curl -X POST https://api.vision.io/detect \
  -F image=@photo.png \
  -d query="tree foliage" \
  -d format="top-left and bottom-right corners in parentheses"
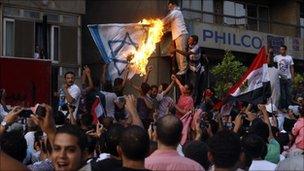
top-left (211, 51), bottom-right (247, 98)
top-left (293, 73), bottom-right (304, 89)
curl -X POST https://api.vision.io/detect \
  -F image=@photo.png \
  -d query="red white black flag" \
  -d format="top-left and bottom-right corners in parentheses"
top-left (228, 47), bottom-right (271, 105)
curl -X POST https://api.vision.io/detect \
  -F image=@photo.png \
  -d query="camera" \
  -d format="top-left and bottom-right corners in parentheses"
top-left (35, 105), bottom-right (46, 117)
top-left (19, 104), bottom-right (46, 118)
top-left (19, 109), bottom-right (32, 118)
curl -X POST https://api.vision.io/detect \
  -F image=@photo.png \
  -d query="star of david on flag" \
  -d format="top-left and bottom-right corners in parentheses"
top-left (88, 23), bottom-right (148, 80)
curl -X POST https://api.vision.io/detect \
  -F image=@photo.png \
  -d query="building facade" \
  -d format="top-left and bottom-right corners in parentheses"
top-left (0, 0), bottom-right (85, 92)
top-left (181, 0), bottom-right (304, 70)
top-left (83, 0), bottom-right (303, 92)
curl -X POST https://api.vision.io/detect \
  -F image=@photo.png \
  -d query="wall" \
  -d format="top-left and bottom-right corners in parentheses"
top-left (270, 0), bottom-right (300, 37)
top-left (4, 0), bottom-right (85, 14)
top-left (0, 3), bottom-right (2, 56)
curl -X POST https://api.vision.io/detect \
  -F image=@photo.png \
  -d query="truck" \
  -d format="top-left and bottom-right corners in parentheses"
top-left (0, 57), bottom-right (52, 107)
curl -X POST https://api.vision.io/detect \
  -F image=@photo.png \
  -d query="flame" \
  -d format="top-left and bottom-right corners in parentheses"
top-left (130, 19), bottom-right (164, 75)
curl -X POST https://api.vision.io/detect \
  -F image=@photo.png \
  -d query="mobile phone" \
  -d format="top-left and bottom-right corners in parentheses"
top-left (19, 109), bottom-right (33, 118)
top-left (117, 96), bottom-right (126, 103)
top-left (35, 105), bottom-right (46, 117)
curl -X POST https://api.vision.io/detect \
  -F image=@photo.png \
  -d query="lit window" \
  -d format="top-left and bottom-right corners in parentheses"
top-left (3, 18), bottom-right (15, 56)
top-left (223, 1), bottom-right (246, 25)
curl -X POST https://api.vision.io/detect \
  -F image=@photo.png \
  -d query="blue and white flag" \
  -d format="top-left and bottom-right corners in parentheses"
top-left (88, 23), bottom-right (148, 80)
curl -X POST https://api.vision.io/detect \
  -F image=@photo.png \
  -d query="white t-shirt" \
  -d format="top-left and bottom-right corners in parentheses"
top-left (162, 7), bottom-right (188, 40)
top-left (66, 84), bottom-right (81, 106)
top-left (100, 91), bottom-right (117, 119)
top-left (189, 44), bottom-right (201, 72)
top-left (249, 160), bottom-right (277, 171)
top-left (66, 84), bottom-right (81, 117)
top-left (273, 55), bottom-right (294, 79)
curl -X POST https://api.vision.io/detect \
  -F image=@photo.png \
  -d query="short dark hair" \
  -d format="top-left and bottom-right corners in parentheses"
top-left (184, 140), bottom-right (210, 170)
top-left (141, 82), bottom-right (151, 95)
top-left (156, 115), bottom-right (183, 146)
top-left (242, 134), bottom-right (267, 159)
top-left (54, 111), bottom-right (66, 125)
top-left (103, 81), bottom-right (113, 92)
top-left (114, 78), bottom-right (124, 87)
top-left (280, 45), bottom-right (287, 50)
top-left (160, 83), bottom-right (169, 91)
top-left (276, 132), bottom-right (290, 153)
top-left (64, 71), bottom-right (75, 78)
top-left (85, 135), bottom-right (97, 154)
top-left (80, 114), bottom-right (93, 128)
top-left (168, 0), bottom-right (178, 6)
top-left (56, 124), bottom-right (87, 152)
top-left (185, 83), bottom-right (194, 94)
top-left (151, 85), bottom-right (158, 90)
top-left (0, 130), bottom-right (27, 162)
top-left (207, 130), bottom-right (241, 169)
top-left (119, 125), bottom-right (149, 160)
top-left (105, 123), bottom-right (124, 156)
top-left (248, 118), bottom-right (269, 143)
top-left (34, 130), bottom-right (52, 154)
top-left (191, 35), bottom-right (199, 43)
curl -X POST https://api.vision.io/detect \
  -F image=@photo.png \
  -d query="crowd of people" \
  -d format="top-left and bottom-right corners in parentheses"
top-left (0, 0), bottom-right (304, 171)
top-left (0, 54), bottom-right (303, 171)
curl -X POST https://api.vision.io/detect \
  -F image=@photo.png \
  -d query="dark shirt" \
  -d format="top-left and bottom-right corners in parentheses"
top-left (91, 158), bottom-right (122, 171)
top-left (113, 167), bottom-right (150, 171)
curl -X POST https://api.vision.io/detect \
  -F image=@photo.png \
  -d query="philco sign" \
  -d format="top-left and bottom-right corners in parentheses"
top-left (202, 29), bottom-right (263, 50)
top-left (192, 22), bottom-right (304, 60)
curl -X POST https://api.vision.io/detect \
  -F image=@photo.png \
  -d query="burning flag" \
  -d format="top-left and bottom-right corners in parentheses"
top-left (88, 19), bottom-right (164, 80)
top-left (227, 47), bottom-right (271, 105)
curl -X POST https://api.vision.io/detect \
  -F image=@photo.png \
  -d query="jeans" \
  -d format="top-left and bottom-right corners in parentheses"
top-left (186, 70), bottom-right (200, 103)
top-left (279, 78), bottom-right (292, 109)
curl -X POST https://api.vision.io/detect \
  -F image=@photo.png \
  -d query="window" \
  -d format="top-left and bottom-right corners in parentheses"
top-left (247, 4), bottom-right (257, 30)
top-left (301, 2), bottom-right (304, 38)
top-left (3, 18), bottom-right (15, 56)
top-left (258, 6), bottom-right (269, 32)
top-left (51, 26), bottom-right (59, 62)
top-left (23, 10), bottom-right (41, 20)
top-left (4, 7), bottom-right (20, 17)
top-left (301, 18), bottom-right (304, 38)
top-left (223, 1), bottom-right (246, 25)
top-left (202, 0), bottom-right (214, 23)
top-left (246, 5), bottom-right (269, 32)
top-left (35, 23), bottom-right (50, 59)
top-left (62, 15), bottom-right (78, 26)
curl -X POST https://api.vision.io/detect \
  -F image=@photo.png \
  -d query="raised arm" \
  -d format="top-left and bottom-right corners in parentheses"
top-left (171, 75), bottom-right (184, 92)
top-left (0, 106), bottom-right (23, 136)
top-left (31, 104), bottom-right (56, 147)
top-left (175, 49), bottom-right (194, 57)
top-left (258, 104), bottom-right (274, 139)
top-left (143, 65), bottom-right (153, 83)
top-left (83, 66), bottom-right (94, 92)
top-left (162, 80), bottom-right (175, 96)
top-left (125, 95), bottom-right (144, 128)
top-left (130, 83), bottom-right (142, 94)
top-left (122, 67), bottom-right (130, 88)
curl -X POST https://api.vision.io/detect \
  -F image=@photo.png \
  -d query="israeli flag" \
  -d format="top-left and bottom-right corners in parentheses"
top-left (88, 23), bottom-right (148, 80)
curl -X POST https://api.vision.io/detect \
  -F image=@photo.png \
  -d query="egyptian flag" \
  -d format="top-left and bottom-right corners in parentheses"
top-left (228, 47), bottom-right (271, 105)
top-left (91, 96), bottom-right (105, 124)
